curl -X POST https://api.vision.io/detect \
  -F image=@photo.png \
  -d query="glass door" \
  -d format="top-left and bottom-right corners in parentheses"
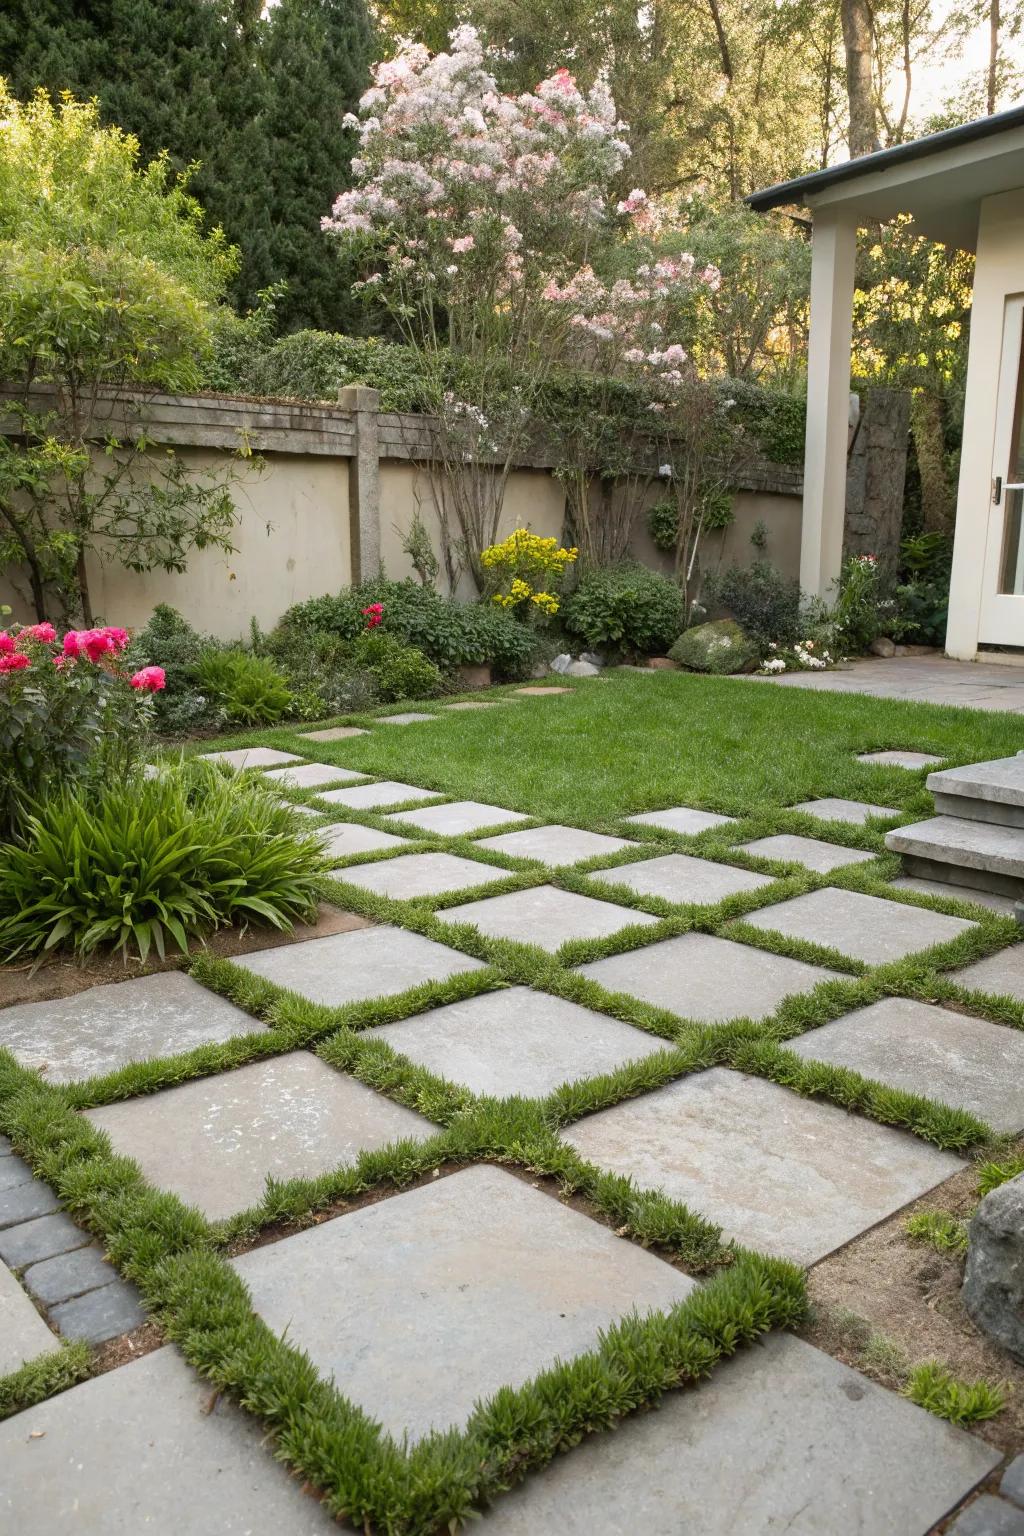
top-left (981, 296), bottom-right (1024, 645)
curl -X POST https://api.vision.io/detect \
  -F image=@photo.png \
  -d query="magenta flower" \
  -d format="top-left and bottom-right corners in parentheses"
top-left (129, 665), bottom-right (166, 692)
top-left (0, 652), bottom-right (30, 673)
top-left (16, 622), bottom-right (57, 647)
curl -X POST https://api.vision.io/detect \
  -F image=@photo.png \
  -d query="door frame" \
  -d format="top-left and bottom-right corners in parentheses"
top-left (980, 293), bottom-right (1024, 645)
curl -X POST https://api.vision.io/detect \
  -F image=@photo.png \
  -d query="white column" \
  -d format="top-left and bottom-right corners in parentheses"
top-left (800, 210), bottom-right (857, 600)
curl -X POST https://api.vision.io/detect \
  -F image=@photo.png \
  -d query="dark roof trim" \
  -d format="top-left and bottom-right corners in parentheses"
top-left (746, 104), bottom-right (1024, 212)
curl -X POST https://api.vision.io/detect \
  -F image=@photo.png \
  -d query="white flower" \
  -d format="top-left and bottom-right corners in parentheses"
top-left (658, 463), bottom-right (672, 478)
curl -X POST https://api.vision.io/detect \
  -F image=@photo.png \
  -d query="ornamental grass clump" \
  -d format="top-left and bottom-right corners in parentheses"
top-left (0, 759), bottom-right (326, 964)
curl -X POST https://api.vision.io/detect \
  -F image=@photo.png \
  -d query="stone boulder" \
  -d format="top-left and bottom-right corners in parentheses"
top-left (667, 619), bottom-right (758, 676)
top-left (963, 1172), bottom-right (1024, 1363)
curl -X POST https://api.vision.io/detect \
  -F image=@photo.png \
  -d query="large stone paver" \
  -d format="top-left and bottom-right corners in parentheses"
top-left (593, 852), bottom-right (773, 905)
top-left (317, 822), bottom-right (412, 861)
top-left (950, 945), bottom-right (1024, 1000)
top-left (262, 762), bottom-right (365, 790)
top-left (476, 825), bottom-right (636, 866)
top-left (737, 833), bottom-right (875, 874)
top-left (301, 725), bottom-right (367, 741)
top-left (232, 1164), bottom-right (693, 1441)
top-left (85, 1052), bottom-right (433, 1221)
top-left (0, 1260), bottom-right (58, 1374)
top-left (316, 780), bottom-right (443, 811)
top-left (0, 1345), bottom-right (337, 1532)
top-left (790, 998), bottom-right (1024, 1132)
top-left (563, 1068), bottom-right (962, 1265)
top-left (336, 851), bottom-right (508, 900)
top-left (480, 1330), bottom-right (1000, 1535)
top-left (378, 711), bottom-right (437, 724)
top-left (364, 987), bottom-right (665, 1097)
top-left (856, 749), bottom-right (945, 768)
top-left (791, 796), bottom-right (900, 824)
top-left (387, 800), bottom-right (530, 837)
top-left (890, 876), bottom-right (1019, 915)
top-left (576, 933), bottom-right (839, 1022)
top-left (0, 972), bottom-right (260, 1084)
top-left (234, 925), bottom-right (485, 1005)
top-left (199, 747), bottom-right (302, 771)
top-left (443, 885), bottom-right (658, 951)
top-left (623, 806), bottom-right (736, 835)
top-left (744, 887), bottom-right (978, 965)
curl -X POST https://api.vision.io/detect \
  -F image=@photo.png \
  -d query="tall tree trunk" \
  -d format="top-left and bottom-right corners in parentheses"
top-left (988, 0), bottom-right (1000, 114)
top-left (911, 389), bottom-right (956, 536)
top-left (75, 546), bottom-right (94, 626)
top-left (0, 505), bottom-right (48, 622)
top-left (841, 0), bottom-right (880, 156)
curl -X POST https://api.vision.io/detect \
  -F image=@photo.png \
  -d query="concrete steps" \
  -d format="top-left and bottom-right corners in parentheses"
top-left (884, 755), bottom-right (1024, 904)
top-left (927, 755), bottom-right (1024, 828)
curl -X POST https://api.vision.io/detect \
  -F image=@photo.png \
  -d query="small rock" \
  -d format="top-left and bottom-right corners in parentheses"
top-left (647, 657), bottom-right (681, 670)
top-left (579, 652), bottom-right (604, 668)
top-left (869, 635), bottom-right (897, 658)
top-left (963, 1172), bottom-right (1024, 1363)
top-left (565, 660), bottom-right (600, 677)
top-left (549, 654), bottom-right (572, 675)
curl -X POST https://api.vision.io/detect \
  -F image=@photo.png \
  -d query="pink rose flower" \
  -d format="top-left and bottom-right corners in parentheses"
top-left (0, 632), bottom-right (14, 655)
top-left (0, 652), bottom-right (30, 672)
top-left (16, 622), bottom-right (57, 647)
top-left (129, 665), bottom-right (166, 692)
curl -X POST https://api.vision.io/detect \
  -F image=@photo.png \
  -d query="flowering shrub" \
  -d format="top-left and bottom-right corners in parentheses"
top-left (480, 529), bottom-right (577, 619)
top-left (362, 603), bottom-right (384, 629)
top-left (832, 553), bottom-right (882, 653)
top-left (758, 637), bottom-right (835, 675)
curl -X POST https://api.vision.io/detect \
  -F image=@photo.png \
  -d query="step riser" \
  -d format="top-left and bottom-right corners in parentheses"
top-left (900, 854), bottom-right (1024, 901)
top-left (932, 793), bottom-right (1024, 828)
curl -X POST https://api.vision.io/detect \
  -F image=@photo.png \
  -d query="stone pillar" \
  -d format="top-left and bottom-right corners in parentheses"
top-left (801, 211), bottom-right (858, 599)
top-left (339, 384), bottom-right (381, 581)
top-left (843, 387), bottom-right (912, 587)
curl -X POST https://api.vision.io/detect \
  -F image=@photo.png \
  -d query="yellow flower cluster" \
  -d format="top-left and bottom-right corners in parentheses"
top-left (481, 528), bottom-right (577, 620)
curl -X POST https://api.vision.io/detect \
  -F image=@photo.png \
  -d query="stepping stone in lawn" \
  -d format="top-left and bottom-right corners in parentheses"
top-left (443, 700), bottom-right (500, 710)
top-left (476, 824), bottom-right (637, 866)
top-left (234, 925), bottom-right (485, 1006)
top-left (737, 833), bottom-right (875, 874)
top-left (514, 686), bottom-right (570, 695)
top-left (790, 796), bottom-right (900, 824)
top-left (576, 933), bottom-right (839, 1023)
top-left (387, 799), bottom-right (529, 837)
top-left (336, 851), bottom-right (509, 900)
top-left (198, 747), bottom-right (302, 771)
top-left (480, 1330), bottom-right (1000, 1536)
top-left (364, 987), bottom-right (666, 1097)
top-left (231, 1163), bottom-right (693, 1442)
top-left (262, 762), bottom-right (365, 790)
top-left (85, 1053), bottom-right (433, 1221)
top-left (591, 852), bottom-right (773, 905)
top-left (316, 780), bottom-right (443, 811)
top-left (856, 749), bottom-right (945, 768)
top-left (0, 1346), bottom-right (338, 1533)
top-left (0, 973), bottom-right (261, 1084)
top-left (890, 876), bottom-right (1019, 915)
top-left (443, 885), bottom-right (658, 951)
top-left (623, 806), bottom-right (736, 835)
top-left (563, 1068), bottom-right (962, 1265)
top-left (0, 1260), bottom-right (58, 1375)
top-left (317, 823), bottom-right (411, 861)
top-left (743, 887), bottom-right (977, 966)
top-left (378, 711), bottom-right (437, 724)
top-left (949, 944), bottom-right (1024, 1001)
top-left (789, 997), bottom-right (1024, 1133)
top-left (300, 725), bottom-right (368, 741)
top-left (279, 800), bottom-right (324, 818)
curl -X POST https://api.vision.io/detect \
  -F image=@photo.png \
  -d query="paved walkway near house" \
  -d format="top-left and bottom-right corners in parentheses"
top-left (751, 654), bottom-right (1024, 712)
top-left (2, 725), bottom-right (1023, 1532)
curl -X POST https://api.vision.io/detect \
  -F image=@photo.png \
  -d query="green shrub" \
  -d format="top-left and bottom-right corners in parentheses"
top-left (832, 554), bottom-right (883, 654)
top-left (724, 379), bottom-right (807, 466)
top-left (133, 605), bottom-right (224, 734)
top-left (561, 564), bottom-right (685, 655)
top-left (352, 630), bottom-right (443, 702)
top-left (904, 1361), bottom-right (1006, 1426)
top-left (669, 618), bottom-right (759, 674)
top-left (260, 625), bottom-right (379, 719)
top-left (701, 559), bottom-right (802, 652)
top-left (0, 760), bottom-right (325, 963)
top-left (194, 648), bottom-right (293, 725)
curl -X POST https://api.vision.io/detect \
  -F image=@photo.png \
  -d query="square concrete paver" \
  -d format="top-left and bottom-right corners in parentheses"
top-left (317, 823), bottom-right (412, 861)
top-left (378, 711), bottom-right (437, 724)
top-left (199, 747), bottom-right (302, 771)
top-left (514, 686), bottom-right (570, 695)
top-left (789, 998), bottom-right (1024, 1133)
top-left (576, 933), bottom-right (839, 1023)
top-left (476, 825), bottom-right (637, 866)
top-left (0, 972), bottom-right (261, 1083)
top-left (85, 1053), bottom-right (433, 1221)
top-left (337, 851), bottom-right (508, 900)
top-left (387, 799), bottom-right (530, 837)
top-left (232, 1164), bottom-right (693, 1441)
top-left (300, 725), bottom-right (368, 741)
top-left (0, 1260), bottom-right (58, 1374)
top-left (593, 852), bottom-right (773, 905)
top-left (737, 833), bottom-right (875, 874)
top-left (443, 700), bottom-right (500, 710)
top-left (262, 762), bottom-right (365, 790)
top-left (791, 796), bottom-right (900, 824)
top-left (316, 780), bottom-right (443, 811)
top-left (0, 1345), bottom-right (337, 1533)
top-left (364, 987), bottom-right (666, 1097)
top-left (480, 1330), bottom-right (1000, 1536)
top-left (950, 945), bottom-right (1024, 1000)
top-left (623, 806), bottom-right (737, 835)
top-left (443, 885), bottom-right (658, 951)
top-left (856, 750), bottom-right (945, 768)
top-left (744, 887), bottom-right (977, 965)
top-left (233, 925), bottom-right (485, 1006)
top-left (890, 877), bottom-right (1018, 915)
top-left (563, 1068), bottom-right (962, 1265)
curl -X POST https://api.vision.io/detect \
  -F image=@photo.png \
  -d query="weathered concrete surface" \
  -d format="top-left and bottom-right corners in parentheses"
top-left (50, 1281), bottom-right (147, 1344)
top-left (199, 747), bottom-right (302, 770)
top-left (378, 712), bottom-right (437, 724)
top-left (300, 725), bottom-right (367, 741)
top-left (476, 825), bottom-right (637, 866)
top-left (234, 925), bottom-right (485, 1005)
top-left (480, 1331), bottom-right (1000, 1536)
top-left (856, 750), bottom-right (944, 768)
top-left (744, 887), bottom-right (976, 965)
top-left (232, 1164), bottom-right (693, 1441)
top-left (737, 833), bottom-right (875, 874)
top-left (890, 876), bottom-right (1018, 915)
top-left (0, 1345), bottom-right (338, 1531)
top-left (929, 755), bottom-right (1024, 812)
top-left (443, 885), bottom-right (657, 951)
top-left (0, 1213), bottom-right (92, 1268)
top-left (963, 1172), bottom-right (1024, 1364)
top-left (790, 998), bottom-right (1024, 1133)
top-left (0, 1260), bottom-right (58, 1374)
top-left (791, 797), bottom-right (900, 825)
top-left (593, 852), bottom-right (772, 904)
top-left (336, 851), bottom-right (507, 899)
top-left (0, 1156), bottom-right (33, 1192)
top-left (0, 1181), bottom-right (59, 1228)
top-left (364, 987), bottom-right (664, 1097)
top-left (563, 1068), bottom-right (962, 1265)
top-left (948, 1495), bottom-right (1024, 1535)
top-left (262, 762), bottom-right (365, 789)
top-left (623, 807), bottom-right (736, 835)
top-left (951, 946), bottom-right (1024, 1000)
top-left (23, 1244), bottom-right (119, 1306)
top-left (85, 1052), bottom-right (433, 1221)
top-left (0, 972), bottom-right (260, 1084)
top-left (886, 816), bottom-right (1024, 884)
top-left (317, 822), bottom-right (411, 861)
top-left (387, 800), bottom-right (530, 837)
top-left (317, 780), bottom-right (443, 810)
top-left (576, 933), bottom-right (838, 1023)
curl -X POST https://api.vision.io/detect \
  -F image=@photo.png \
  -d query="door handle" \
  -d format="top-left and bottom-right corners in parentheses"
top-left (993, 475), bottom-right (1003, 504)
